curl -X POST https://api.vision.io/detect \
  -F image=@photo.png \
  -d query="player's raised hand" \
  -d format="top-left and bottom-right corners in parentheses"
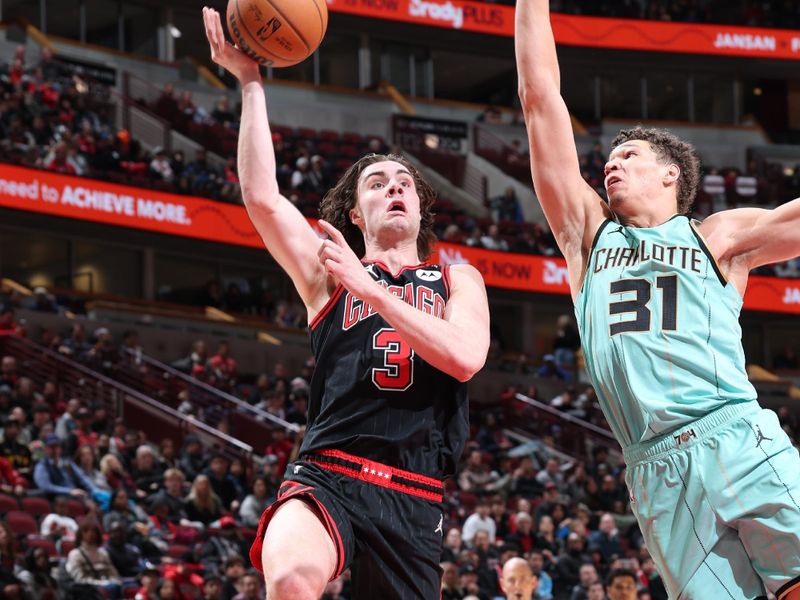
top-left (202, 7), bottom-right (260, 83)
top-left (317, 220), bottom-right (378, 300)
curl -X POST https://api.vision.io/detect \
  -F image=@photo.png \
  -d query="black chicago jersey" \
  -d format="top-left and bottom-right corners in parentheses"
top-left (302, 260), bottom-right (469, 478)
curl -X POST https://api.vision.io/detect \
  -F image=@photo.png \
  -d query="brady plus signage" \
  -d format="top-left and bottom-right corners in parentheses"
top-left (1, 164), bottom-right (798, 314)
top-left (325, 1), bottom-right (800, 61)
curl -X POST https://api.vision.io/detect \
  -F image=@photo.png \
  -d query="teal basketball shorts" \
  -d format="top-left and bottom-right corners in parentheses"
top-left (623, 401), bottom-right (800, 600)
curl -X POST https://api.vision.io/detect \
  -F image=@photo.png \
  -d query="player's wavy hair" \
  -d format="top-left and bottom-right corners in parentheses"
top-left (319, 153), bottom-right (437, 260)
top-left (610, 127), bottom-right (701, 215)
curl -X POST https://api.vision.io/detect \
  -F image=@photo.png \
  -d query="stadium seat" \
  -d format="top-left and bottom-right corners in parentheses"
top-left (65, 498), bottom-right (87, 518)
top-left (25, 536), bottom-right (58, 557)
top-left (167, 544), bottom-right (189, 559)
top-left (0, 494), bottom-right (19, 515)
top-left (60, 539), bottom-right (76, 556)
top-left (21, 496), bottom-right (53, 520)
top-left (319, 129), bottom-right (340, 142)
top-left (6, 510), bottom-right (38, 536)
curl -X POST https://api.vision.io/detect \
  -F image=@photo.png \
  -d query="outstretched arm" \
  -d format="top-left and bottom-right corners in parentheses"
top-left (202, 8), bottom-right (329, 315)
top-left (515, 0), bottom-right (608, 295)
top-left (317, 221), bottom-right (490, 382)
top-left (701, 199), bottom-right (800, 288)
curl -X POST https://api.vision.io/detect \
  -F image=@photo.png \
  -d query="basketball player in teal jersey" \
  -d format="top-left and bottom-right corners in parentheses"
top-left (515, 2), bottom-right (800, 599)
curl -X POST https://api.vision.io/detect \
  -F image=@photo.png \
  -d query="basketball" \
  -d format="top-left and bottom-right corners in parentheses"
top-left (226, 0), bottom-right (328, 68)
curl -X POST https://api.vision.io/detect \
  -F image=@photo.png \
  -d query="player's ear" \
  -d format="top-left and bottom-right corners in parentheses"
top-left (349, 207), bottom-right (362, 227)
top-left (664, 163), bottom-right (680, 186)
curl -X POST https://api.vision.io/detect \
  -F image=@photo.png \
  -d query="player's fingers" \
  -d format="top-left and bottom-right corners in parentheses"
top-left (213, 9), bottom-right (228, 51)
top-left (317, 220), bottom-right (345, 246)
top-left (203, 9), bottom-right (221, 57)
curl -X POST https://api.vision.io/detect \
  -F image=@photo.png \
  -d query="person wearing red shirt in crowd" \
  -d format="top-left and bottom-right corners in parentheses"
top-left (263, 425), bottom-right (294, 476)
top-left (207, 341), bottom-right (237, 385)
top-left (44, 142), bottom-right (78, 175)
top-left (0, 308), bottom-right (21, 338)
top-left (0, 456), bottom-right (26, 496)
top-left (134, 567), bottom-right (161, 600)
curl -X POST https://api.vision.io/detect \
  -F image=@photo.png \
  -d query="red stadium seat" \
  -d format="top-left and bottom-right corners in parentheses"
top-left (65, 499), bottom-right (87, 519)
top-left (342, 131), bottom-right (363, 144)
top-left (167, 544), bottom-right (189, 559)
top-left (25, 536), bottom-right (58, 557)
top-left (6, 510), bottom-right (38, 536)
top-left (60, 539), bottom-right (76, 556)
top-left (21, 496), bottom-right (52, 520)
top-left (0, 494), bottom-right (19, 515)
top-left (319, 129), bottom-right (340, 142)
top-left (296, 127), bottom-right (318, 141)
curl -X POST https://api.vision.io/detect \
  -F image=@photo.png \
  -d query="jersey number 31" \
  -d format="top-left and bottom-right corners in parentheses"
top-left (609, 275), bottom-right (678, 336)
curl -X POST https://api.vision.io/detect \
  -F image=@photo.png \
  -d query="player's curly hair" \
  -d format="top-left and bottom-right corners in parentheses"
top-left (319, 153), bottom-right (438, 260)
top-left (610, 127), bottom-right (701, 215)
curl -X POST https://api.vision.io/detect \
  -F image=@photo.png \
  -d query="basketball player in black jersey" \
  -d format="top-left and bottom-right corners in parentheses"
top-left (202, 8), bottom-right (490, 599)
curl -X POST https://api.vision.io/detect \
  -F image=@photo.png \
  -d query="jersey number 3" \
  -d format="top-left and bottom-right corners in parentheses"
top-left (609, 275), bottom-right (678, 336)
top-left (372, 328), bottom-right (415, 391)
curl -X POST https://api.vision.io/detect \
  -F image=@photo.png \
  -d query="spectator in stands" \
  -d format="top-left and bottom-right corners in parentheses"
top-left (511, 456), bottom-right (543, 498)
top-left (308, 155), bottom-right (331, 194)
top-left (204, 453), bottom-right (239, 511)
top-left (221, 555), bottom-right (246, 600)
top-left (83, 327), bottom-right (117, 373)
top-left (179, 434), bottom-right (206, 481)
top-left (60, 323), bottom-right (90, 358)
top-left (133, 566), bottom-right (160, 600)
top-left (105, 519), bottom-right (145, 578)
top-left (639, 556), bottom-right (667, 600)
top-left (201, 514), bottom-right (248, 572)
top-left (133, 445), bottom-right (164, 497)
top-left (556, 532), bottom-right (591, 595)
top-left (207, 341), bottom-right (237, 389)
top-left (571, 564), bottom-right (600, 600)
top-left (553, 315), bottom-right (580, 372)
top-left (586, 581), bottom-right (605, 600)
top-left (490, 187), bottom-right (523, 223)
top-left (99, 452), bottom-right (137, 496)
top-left (0, 454), bottom-right (25, 496)
top-left (528, 551), bottom-right (553, 600)
top-left (537, 355), bottom-right (572, 381)
top-left (199, 574), bottom-right (223, 600)
top-left (104, 489), bottom-right (165, 560)
top-left (0, 417), bottom-right (32, 480)
top-left (34, 433), bottom-right (98, 499)
top-left (0, 356), bottom-right (17, 388)
top-left (481, 224), bottom-right (510, 251)
top-left (43, 142), bottom-right (78, 175)
top-left (462, 497), bottom-right (496, 545)
top-left (440, 561), bottom-right (463, 600)
top-left (149, 148), bottom-right (174, 183)
top-left (605, 569), bottom-right (637, 600)
top-left (263, 425), bottom-right (293, 475)
top-left (0, 520), bottom-right (24, 598)
top-left (64, 407), bottom-right (99, 456)
top-left (66, 520), bottom-right (122, 595)
top-left (148, 468), bottom-right (189, 525)
top-left (534, 515), bottom-right (559, 560)
top-left (536, 458), bottom-right (565, 490)
top-left (459, 449), bottom-right (500, 493)
top-left (212, 96), bottom-right (237, 128)
top-left (501, 557), bottom-right (539, 600)
top-left (238, 475), bottom-right (271, 527)
top-left (184, 474), bottom-right (223, 526)
top-left (290, 156), bottom-right (314, 192)
top-left (19, 545), bottom-right (59, 600)
top-left (231, 571), bottom-right (262, 600)
top-left (40, 495), bottom-right (79, 541)
top-left (588, 514), bottom-right (622, 564)
top-left (173, 340), bottom-right (208, 378)
top-left (508, 512), bottom-right (536, 554)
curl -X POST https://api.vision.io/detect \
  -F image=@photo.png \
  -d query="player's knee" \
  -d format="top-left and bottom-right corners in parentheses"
top-left (268, 568), bottom-right (326, 600)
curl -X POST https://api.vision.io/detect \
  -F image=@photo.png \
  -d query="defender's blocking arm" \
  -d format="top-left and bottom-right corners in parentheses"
top-left (515, 0), bottom-right (608, 292)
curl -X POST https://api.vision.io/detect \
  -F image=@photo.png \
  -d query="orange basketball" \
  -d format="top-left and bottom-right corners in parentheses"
top-left (226, 0), bottom-right (328, 68)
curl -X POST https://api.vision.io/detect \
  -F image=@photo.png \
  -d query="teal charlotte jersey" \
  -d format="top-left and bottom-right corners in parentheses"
top-left (575, 215), bottom-right (757, 449)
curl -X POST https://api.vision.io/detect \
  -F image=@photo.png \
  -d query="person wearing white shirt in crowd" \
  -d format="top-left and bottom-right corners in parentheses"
top-left (461, 497), bottom-right (496, 545)
top-left (40, 495), bottom-right (79, 541)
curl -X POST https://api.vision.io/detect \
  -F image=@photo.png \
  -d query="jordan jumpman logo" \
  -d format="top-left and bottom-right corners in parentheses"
top-left (755, 425), bottom-right (773, 447)
top-left (434, 514), bottom-right (443, 536)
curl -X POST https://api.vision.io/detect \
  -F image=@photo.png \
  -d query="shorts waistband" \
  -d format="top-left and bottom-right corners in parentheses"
top-left (623, 401), bottom-right (760, 465)
top-left (302, 449), bottom-right (444, 503)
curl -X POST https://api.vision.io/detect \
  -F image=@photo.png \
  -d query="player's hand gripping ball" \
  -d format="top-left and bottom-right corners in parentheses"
top-left (226, 0), bottom-right (328, 68)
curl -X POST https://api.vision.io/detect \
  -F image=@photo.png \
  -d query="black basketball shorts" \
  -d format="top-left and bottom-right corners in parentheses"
top-left (249, 449), bottom-right (447, 599)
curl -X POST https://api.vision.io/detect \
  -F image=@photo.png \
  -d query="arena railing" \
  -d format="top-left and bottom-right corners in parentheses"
top-left (0, 334), bottom-right (253, 463)
top-left (513, 392), bottom-right (622, 464)
top-left (116, 347), bottom-right (300, 451)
